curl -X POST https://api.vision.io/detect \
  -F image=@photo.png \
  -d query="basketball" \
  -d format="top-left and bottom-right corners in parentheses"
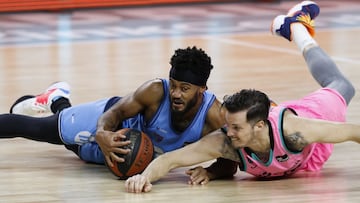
top-left (105, 128), bottom-right (154, 179)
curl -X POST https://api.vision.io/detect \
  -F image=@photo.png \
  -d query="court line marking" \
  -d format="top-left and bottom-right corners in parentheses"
top-left (0, 27), bottom-right (359, 66)
top-left (203, 34), bottom-right (360, 65)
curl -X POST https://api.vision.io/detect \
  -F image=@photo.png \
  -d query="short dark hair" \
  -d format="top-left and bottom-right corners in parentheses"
top-left (222, 89), bottom-right (271, 125)
top-left (169, 46), bottom-right (213, 86)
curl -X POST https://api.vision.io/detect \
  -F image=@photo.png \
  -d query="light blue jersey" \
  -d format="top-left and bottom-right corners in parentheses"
top-left (142, 79), bottom-right (216, 153)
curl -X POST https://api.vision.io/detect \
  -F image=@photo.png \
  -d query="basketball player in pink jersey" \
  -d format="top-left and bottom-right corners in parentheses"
top-left (125, 1), bottom-right (360, 193)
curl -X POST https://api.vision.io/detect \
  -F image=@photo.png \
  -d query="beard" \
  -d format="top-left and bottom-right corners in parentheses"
top-left (171, 93), bottom-right (199, 116)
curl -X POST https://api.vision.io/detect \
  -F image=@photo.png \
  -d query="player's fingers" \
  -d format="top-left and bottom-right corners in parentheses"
top-left (110, 152), bottom-right (125, 163)
top-left (189, 170), bottom-right (201, 181)
top-left (113, 136), bottom-right (121, 142)
top-left (189, 175), bottom-right (204, 185)
top-left (190, 169), bottom-right (200, 177)
top-left (114, 131), bottom-right (129, 141)
top-left (188, 180), bottom-right (193, 185)
top-left (112, 147), bottom-right (130, 155)
top-left (143, 183), bottom-right (153, 193)
top-left (189, 172), bottom-right (208, 185)
top-left (124, 179), bottom-right (130, 192)
top-left (127, 175), bottom-right (144, 193)
top-left (111, 137), bottom-right (131, 146)
top-left (186, 169), bottom-right (199, 184)
top-left (185, 169), bottom-right (194, 176)
top-left (125, 178), bottom-right (135, 193)
top-left (200, 178), bottom-right (210, 185)
top-left (128, 176), bottom-right (142, 193)
top-left (189, 177), bottom-right (209, 185)
top-left (105, 156), bottom-right (114, 168)
top-left (135, 175), bottom-right (146, 193)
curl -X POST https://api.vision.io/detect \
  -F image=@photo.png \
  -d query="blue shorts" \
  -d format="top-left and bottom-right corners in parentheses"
top-left (58, 98), bottom-right (111, 164)
top-left (59, 98), bottom-right (110, 145)
top-left (58, 96), bottom-right (144, 164)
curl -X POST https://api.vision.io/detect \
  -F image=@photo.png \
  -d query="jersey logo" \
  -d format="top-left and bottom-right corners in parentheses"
top-left (283, 160), bottom-right (302, 176)
top-left (74, 131), bottom-right (95, 145)
top-left (156, 126), bottom-right (168, 134)
top-left (247, 157), bottom-right (258, 169)
top-left (276, 154), bottom-right (289, 162)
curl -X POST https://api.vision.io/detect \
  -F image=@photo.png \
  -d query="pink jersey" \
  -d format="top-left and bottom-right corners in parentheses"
top-left (237, 88), bottom-right (347, 178)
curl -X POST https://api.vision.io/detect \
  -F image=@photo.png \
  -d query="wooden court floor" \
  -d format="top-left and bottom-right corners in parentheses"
top-left (0, 0), bottom-right (360, 202)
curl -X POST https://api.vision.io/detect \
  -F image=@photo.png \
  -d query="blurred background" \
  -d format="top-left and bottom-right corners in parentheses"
top-left (0, 0), bottom-right (278, 12)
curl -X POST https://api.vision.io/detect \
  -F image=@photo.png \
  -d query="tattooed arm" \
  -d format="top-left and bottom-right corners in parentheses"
top-left (283, 110), bottom-right (360, 150)
top-left (283, 131), bottom-right (309, 152)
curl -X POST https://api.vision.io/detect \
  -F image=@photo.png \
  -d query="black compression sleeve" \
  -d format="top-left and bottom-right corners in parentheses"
top-left (0, 113), bottom-right (63, 144)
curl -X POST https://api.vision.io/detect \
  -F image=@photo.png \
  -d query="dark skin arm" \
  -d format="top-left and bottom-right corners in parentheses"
top-left (95, 79), bottom-right (164, 167)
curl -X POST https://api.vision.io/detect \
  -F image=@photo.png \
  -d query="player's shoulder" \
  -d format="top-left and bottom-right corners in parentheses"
top-left (207, 98), bottom-right (223, 117)
top-left (134, 78), bottom-right (166, 105)
top-left (202, 98), bottom-right (225, 135)
top-left (137, 78), bottom-right (165, 93)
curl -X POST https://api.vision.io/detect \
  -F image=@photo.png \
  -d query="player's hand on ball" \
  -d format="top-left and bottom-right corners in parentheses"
top-left (186, 166), bottom-right (210, 185)
top-left (95, 130), bottom-right (131, 167)
top-left (125, 174), bottom-right (153, 193)
top-left (104, 129), bottom-right (154, 179)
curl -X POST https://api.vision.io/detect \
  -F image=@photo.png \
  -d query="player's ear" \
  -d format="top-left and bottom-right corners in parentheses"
top-left (254, 120), bottom-right (266, 130)
top-left (199, 85), bottom-right (207, 93)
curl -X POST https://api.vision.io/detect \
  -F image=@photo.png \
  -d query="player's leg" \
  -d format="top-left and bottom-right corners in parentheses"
top-left (0, 113), bottom-right (63, 144)
top-left (0, 111), bottom-right (104, 163)
top-left (271, 1), bottom-right (355, 105)
top-left (271, 1), bottom-right (354, 172)
top-left (10, 81), bottom-right (72, 116)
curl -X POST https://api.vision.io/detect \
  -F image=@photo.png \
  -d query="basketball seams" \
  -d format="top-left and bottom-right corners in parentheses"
top-left (105, 128), bottom-right (154, 179)
top-left (126, 133), bottom-right (154, 176)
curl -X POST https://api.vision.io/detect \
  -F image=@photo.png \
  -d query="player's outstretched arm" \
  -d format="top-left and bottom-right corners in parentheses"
top-left (124, 129), bottom-right (228, 193)
top-left (285, 113), bottom-right (360, 149)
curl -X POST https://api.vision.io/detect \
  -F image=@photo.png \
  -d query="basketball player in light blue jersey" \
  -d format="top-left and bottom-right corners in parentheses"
top-left (3, 46), bottom-right (237, 183)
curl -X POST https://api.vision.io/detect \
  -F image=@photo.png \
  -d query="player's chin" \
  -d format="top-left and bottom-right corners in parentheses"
top-left (230, 140), bottom-right (244, 149)
top-left (171, 104), bottom-right (185, 112)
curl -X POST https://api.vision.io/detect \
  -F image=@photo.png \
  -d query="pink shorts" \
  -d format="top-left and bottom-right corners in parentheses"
top-left (281, 88), bottom-right (347, 171)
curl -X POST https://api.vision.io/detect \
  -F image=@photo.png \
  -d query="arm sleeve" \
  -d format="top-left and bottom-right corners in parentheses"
top-left (204, 126), bottom-right (238, 179)
top-left (205, 158), bottom-right (238, 180)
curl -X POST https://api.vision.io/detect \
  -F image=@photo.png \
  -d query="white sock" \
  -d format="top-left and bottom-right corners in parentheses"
top-left (291, 23), bottom-right (318, 53)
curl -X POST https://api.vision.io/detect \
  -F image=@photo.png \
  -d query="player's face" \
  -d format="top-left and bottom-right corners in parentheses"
top-left (169, 78), bottom-right (204, 114)
top-left (225, 110), bottom-right (255, 149)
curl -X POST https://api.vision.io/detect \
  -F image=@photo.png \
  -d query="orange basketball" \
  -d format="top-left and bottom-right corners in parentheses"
top-left (105, 128), bottom-right (154, 179)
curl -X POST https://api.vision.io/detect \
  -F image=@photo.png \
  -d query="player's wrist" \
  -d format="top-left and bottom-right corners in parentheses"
top-left (204, 167), bottom-right (217, 180)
